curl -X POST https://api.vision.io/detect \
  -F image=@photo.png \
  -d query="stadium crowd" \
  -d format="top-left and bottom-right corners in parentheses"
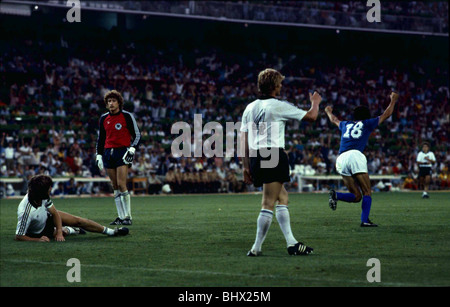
top-left (131, 1), bottom-right (448, 33)
top-left (0, 31), bottom-right (449, 196)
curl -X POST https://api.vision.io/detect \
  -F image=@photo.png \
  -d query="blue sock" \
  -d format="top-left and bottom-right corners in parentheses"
top-left (336, 192), bottom-right (356, 202)
top-left (361, 196), bottom-right (372, 223)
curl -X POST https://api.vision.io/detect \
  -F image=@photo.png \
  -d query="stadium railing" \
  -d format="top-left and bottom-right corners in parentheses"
top-left (296, 174), bottom-right (403, 192)
top-left (0, 177), bottom-right (113, 198)
top-left (0, 177), bottom-right (110, 184)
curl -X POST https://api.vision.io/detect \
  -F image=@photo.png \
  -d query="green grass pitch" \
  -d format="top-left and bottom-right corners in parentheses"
top-left (1, 192), bottom-right (449, 287)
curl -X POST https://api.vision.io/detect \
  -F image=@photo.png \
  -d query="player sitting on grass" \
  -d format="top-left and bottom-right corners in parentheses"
top-left (325, 91), bottom-right (399, 227)
top-left (15, 174), bottom-right (129, 242)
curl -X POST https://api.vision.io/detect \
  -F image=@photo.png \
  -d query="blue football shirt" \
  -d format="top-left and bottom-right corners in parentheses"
top-left (338, 117), bottom-right (379, 154)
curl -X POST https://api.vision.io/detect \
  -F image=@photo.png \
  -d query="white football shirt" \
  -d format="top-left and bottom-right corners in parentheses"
top-left (416, 151), bottom-right (436, 168)
top-left (240, 98), bottom-right (307, 151)
top-left (16, 194), bottom-right (53, 236)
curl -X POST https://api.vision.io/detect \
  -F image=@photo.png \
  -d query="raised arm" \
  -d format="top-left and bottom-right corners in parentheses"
top-left (302, 91), bottom-right (322, 122)
top-left (378, 91), bottom-right (399, 125)
top-left (324, 106), bottom-right (341, 127)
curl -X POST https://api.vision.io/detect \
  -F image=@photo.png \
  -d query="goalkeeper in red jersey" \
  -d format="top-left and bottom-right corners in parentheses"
top-left (96, 90), bottom-right (141, 225)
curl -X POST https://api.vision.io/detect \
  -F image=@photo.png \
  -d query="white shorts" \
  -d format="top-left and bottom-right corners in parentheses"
top-left (336, 150), bottom-right (368, 176)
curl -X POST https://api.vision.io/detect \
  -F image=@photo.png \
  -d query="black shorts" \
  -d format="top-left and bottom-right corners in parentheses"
top-left (26, 214), bottom-right (55, 239)
top-left (419, 167), bottom-right (432, 177)
top-left (103, 147), bottom-right (128, 169)
top-left (250, 148), bottom-right (290, 188)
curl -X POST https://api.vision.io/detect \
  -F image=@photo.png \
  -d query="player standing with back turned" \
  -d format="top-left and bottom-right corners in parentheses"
top-left (241, 68), bottom-right (322, 256)
top-left (325, 91), bottom-right (399, 227)
top-left (96, 90), bottom-right (141, 225)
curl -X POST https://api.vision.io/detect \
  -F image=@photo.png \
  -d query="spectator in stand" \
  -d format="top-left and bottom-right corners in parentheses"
top-left (53, 182), bottom-right (66, 196)
top-left (64, 178), bottom-right (77, 195)
top-left (164, 167), bottom-right (179, 193)
top-left (148, 171), bottom-right (163, 194)
top-left (1, 133), bottom-right (16, 175)
top-left (208, 168), bottom-right (222, 193)
top-left (438, 169), bottom-right (449, 188)
top-left (403, 173), bottom-right (418, 190)
top-left (18, 139), bottom-right (33, 166)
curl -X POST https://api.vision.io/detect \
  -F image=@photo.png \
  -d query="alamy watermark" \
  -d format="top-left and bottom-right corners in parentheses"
top-left (64, 1), bottom-right (380, 24)
top-left (170, 114), bottom-right (280, 168)
top-left (366, 0), bottom-right (381, 23)
top-left (66, 0), bottom-right (81, 23)
top-left (366, 258), bottom-right (381, 283)
top-left (66, 258), bottom-right (81, 282)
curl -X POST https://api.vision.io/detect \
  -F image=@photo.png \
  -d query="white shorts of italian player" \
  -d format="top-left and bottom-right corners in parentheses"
top-left (336, 149), bottom-right (368, 176)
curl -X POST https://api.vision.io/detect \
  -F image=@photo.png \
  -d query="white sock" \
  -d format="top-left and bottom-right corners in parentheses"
top-left (120, 190), bottom-right (131, 220)
top-left (102, 227), bottom-right (115, 236)
top-left (251, 209), bottom-right (273, 253)
top-left (64, 226), bottom-right (77, 235)
top-left (114, 190), bottom-right (125, 219)
top-left (276, 205), bottom-right (298, 247)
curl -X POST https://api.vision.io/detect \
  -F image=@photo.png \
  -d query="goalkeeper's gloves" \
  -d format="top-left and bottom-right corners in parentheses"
top-left (122, 147), bottom-right (135, 164)
top-left (96, 154), bottom-right (104, 171)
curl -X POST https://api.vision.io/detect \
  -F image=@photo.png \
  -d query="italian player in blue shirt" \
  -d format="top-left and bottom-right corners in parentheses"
top-left (324, 91), bottom-right (399, 227)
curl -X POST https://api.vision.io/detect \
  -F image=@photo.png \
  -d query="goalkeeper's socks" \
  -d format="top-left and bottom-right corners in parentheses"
top-left (275, 205), bottom-right (297, 247)
top-left (120, 190), bottom-right (132, 220)
top-left (361, 195), bottom-right (372, 223)
top-left (336, 192), bottom-right (356, 202)
top-left (251, 209), bottom-right (273, 253)
top-left (114, 190), bottom-right (125, 220)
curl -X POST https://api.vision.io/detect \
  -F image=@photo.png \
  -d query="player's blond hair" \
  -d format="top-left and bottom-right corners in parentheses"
top-left (257, 68), bottom-right (285, 96)
top-left (104, 90), bottom-right (124, 110)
